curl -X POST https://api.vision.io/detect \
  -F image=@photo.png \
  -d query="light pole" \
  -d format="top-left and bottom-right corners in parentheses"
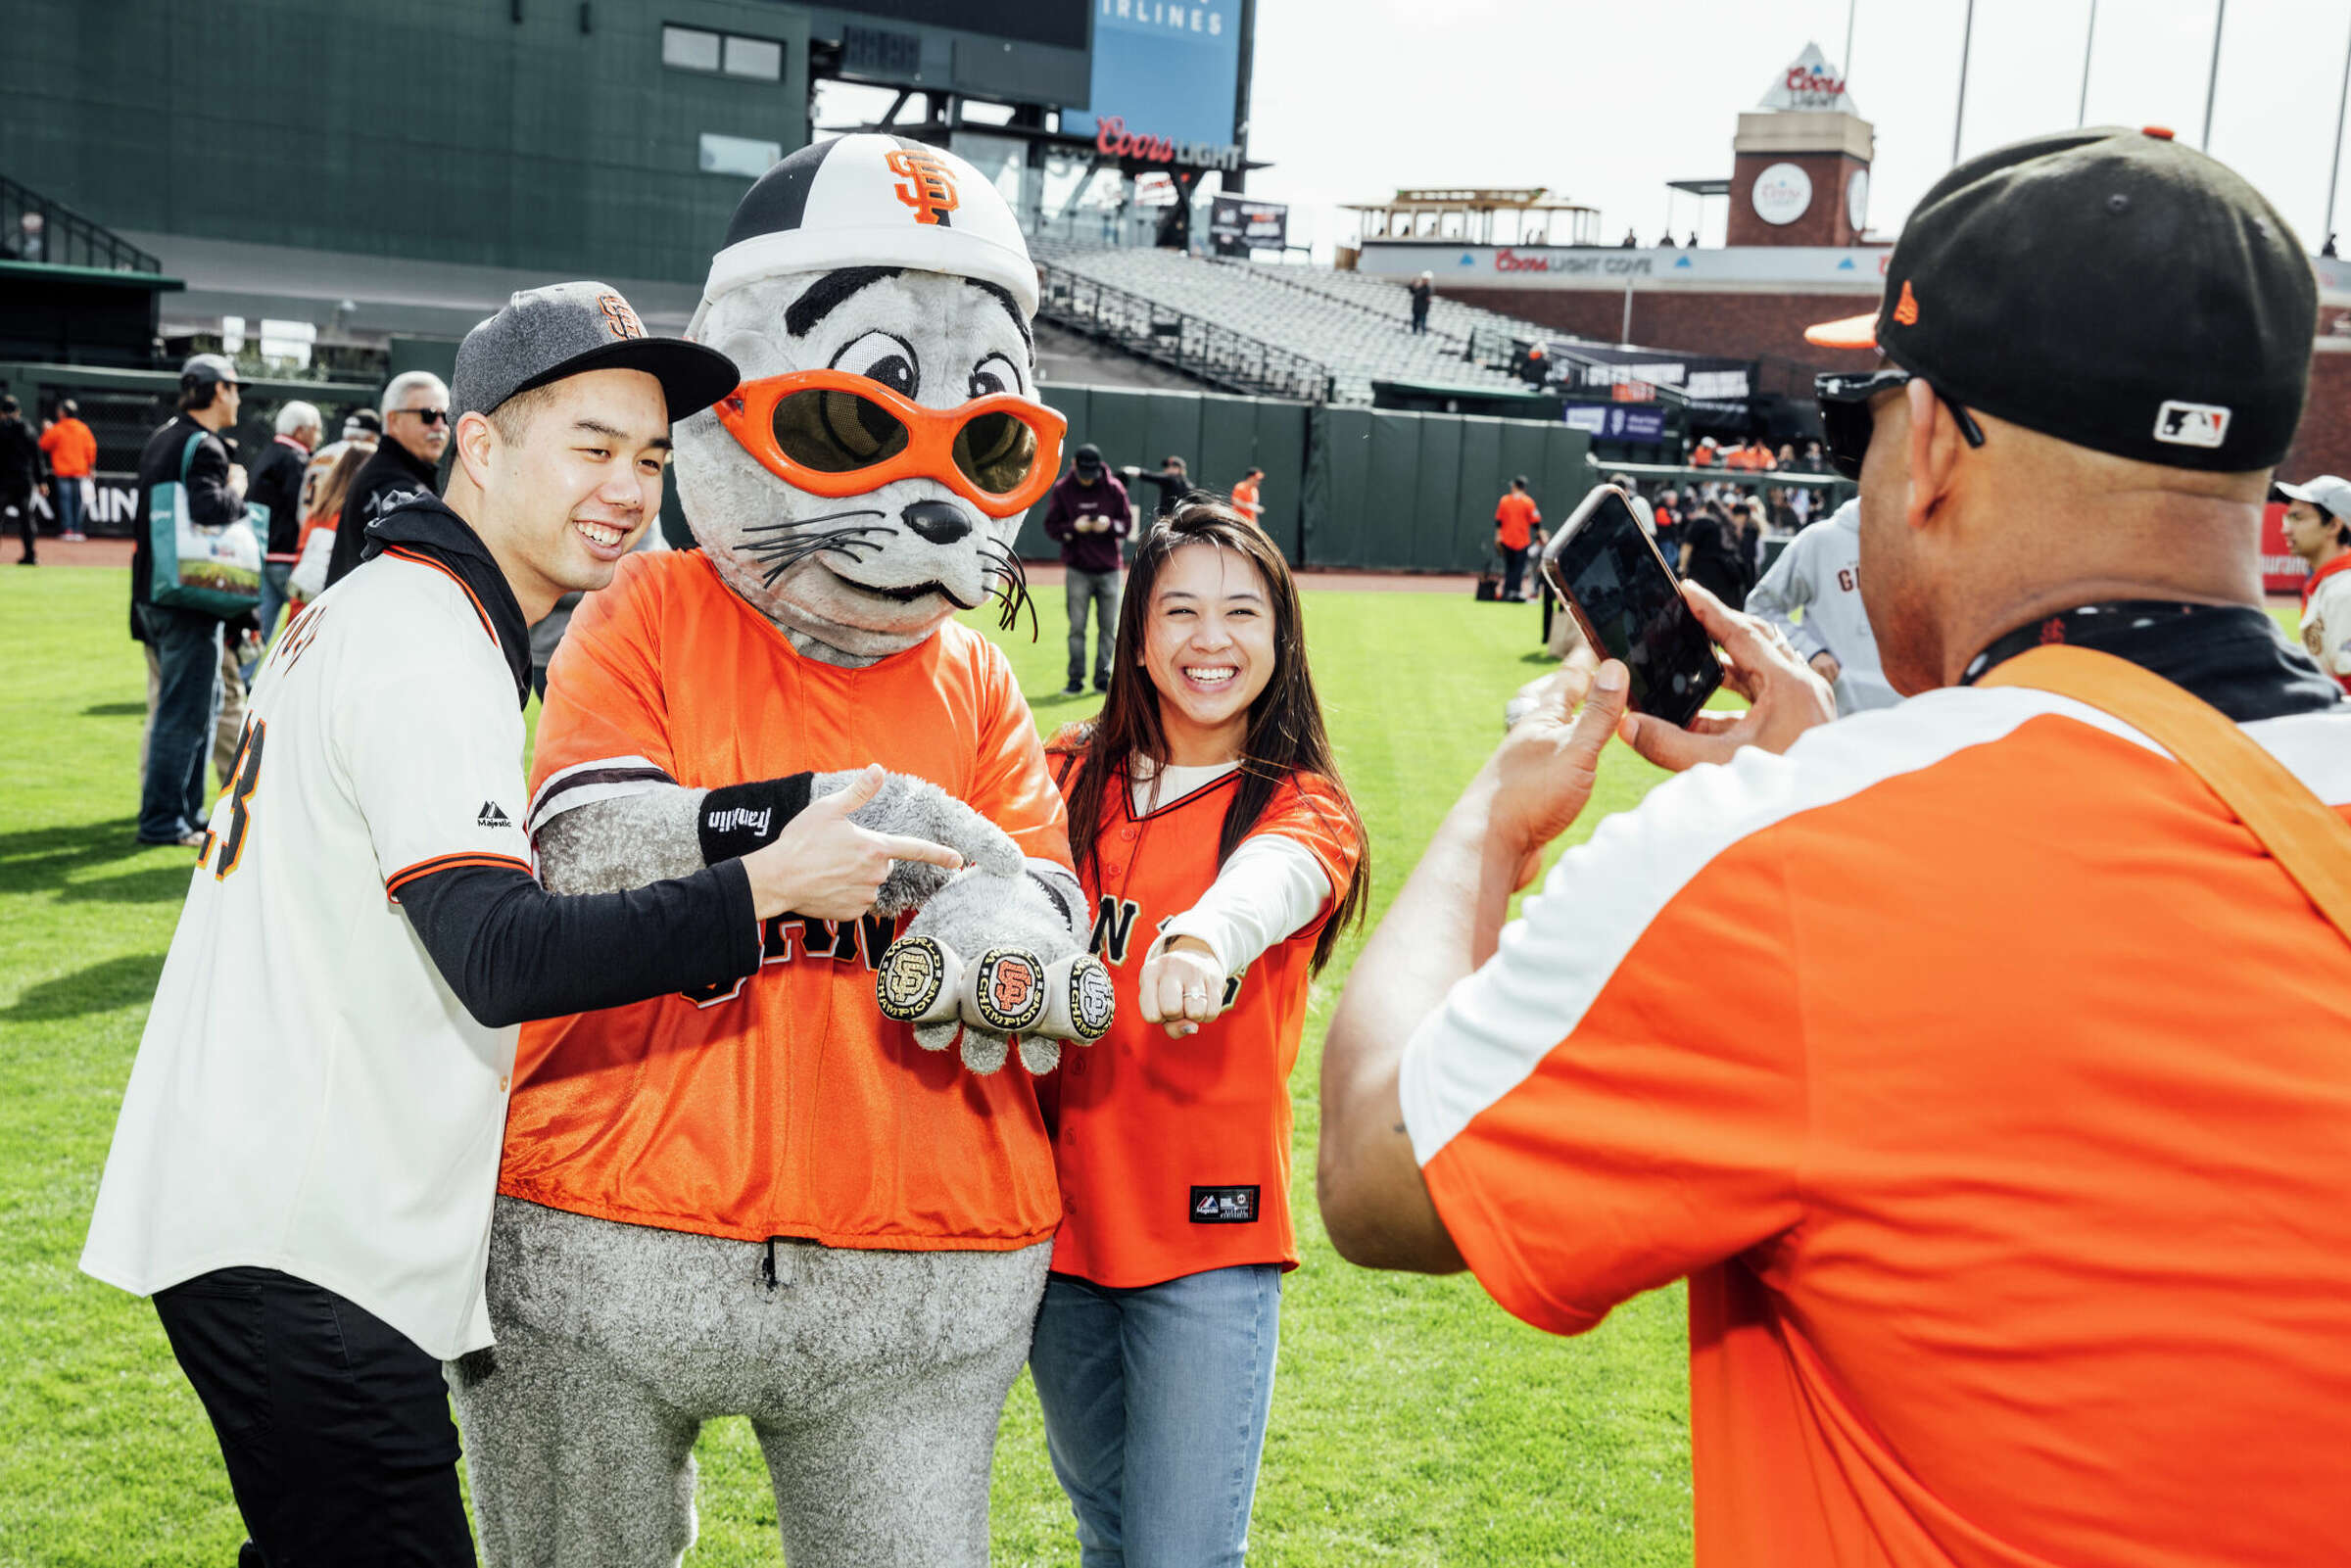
top-left (1952, 0), bottom-right (1977, 166)
top-left (2077, 0), bottom-right (2098, 126)
top-left (2201, 0), bottom-right (2227, 151)
top-left (1844, 0), bottom-right (1858, 89)
top-left (2327, 15), bottom-right (2351, 249)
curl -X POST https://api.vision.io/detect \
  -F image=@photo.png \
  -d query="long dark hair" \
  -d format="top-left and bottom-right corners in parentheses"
top-left (1051, 500), bottom-right (1368, 973)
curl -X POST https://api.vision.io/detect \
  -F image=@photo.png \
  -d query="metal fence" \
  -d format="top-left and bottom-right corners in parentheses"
top-left (1035, 263), bottom-right (1333, 404)
top-left (0, 174), bottom-right (161, 273)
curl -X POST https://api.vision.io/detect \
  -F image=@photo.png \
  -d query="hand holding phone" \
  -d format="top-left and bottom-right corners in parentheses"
top-left (1538, 486), bottom-right (1722, 727)
top-left (1615, 579), bottom-right (1839, 773)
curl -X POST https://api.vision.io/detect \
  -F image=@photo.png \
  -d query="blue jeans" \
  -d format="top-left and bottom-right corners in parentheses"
top-left (1029, 1265), bottom-right (1282, 1568)
top-left (244, 561), bottom-right (296, 683)
top-left (1066, 567), bottom-right (1123, 689)
top-left (54, 476), bottom-right (85, 536)
top-left (136, 600), bottom-right (222, 842)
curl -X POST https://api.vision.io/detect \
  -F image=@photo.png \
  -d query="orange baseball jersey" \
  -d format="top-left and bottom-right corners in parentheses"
top-left (499, 549), bottom-right (1071, 1251)
top-left (1044, 755), bottom-right (1361, 1287)
top-left (1400, 689), bottom-right (2351, 1567)
top-left (1231, 476), bottom-right (1263, 526)
top-left (1494, 491), bottom-right (1540, 548)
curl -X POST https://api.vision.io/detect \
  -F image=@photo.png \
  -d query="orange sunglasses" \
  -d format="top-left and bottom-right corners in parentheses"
top-left (713, 369), bottom-right (1066, 519)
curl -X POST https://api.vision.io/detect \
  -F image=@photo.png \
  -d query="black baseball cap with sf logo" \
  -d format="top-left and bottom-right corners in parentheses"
top-left (1808, 126), bottom-right (2317, 472)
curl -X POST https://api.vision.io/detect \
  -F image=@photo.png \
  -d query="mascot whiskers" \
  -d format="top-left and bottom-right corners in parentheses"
top-left (450, 136), bottom-right (1112, 1567)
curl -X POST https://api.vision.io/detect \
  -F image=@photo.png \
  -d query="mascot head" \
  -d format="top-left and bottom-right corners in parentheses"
top-left (678, 134), bottom-right (1060, 665)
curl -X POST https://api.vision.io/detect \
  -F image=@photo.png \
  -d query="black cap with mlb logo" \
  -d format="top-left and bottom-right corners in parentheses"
top-left (451, 280), bottom-right (740, 425)
top-left (1807, 126), bottom-right (2317, 471)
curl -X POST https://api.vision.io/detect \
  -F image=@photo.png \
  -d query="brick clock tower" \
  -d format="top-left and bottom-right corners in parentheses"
top-left (1726, 43), bottom-right (1874, 249)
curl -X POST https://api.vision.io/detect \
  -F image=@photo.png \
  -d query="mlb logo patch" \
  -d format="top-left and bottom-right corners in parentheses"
top-left (2153, 401), bottom-right (2231, 449)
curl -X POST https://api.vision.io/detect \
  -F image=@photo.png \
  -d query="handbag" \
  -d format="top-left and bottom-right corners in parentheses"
top-left (1474, 547), bottom-right (1503, 601)
top-left (149, 428), bottom-right (264, 617)
top-left (1978, 644), bottom-right (2351, 944)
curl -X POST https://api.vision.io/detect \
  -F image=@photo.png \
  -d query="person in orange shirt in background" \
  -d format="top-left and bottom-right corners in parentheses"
top-left (1034, 503), bottom-right (1367, 1565)
top-left (38, 398), bottom-right (98, 542)
top-left (1493, 475), bottom-right (1542, 600)
top-left (1689, 435), bottom-right (1718, 466)
top-left (1230, 464), bottom-right (1264, 527)
top-left (1319, 126), bottom-right (2351, 1567)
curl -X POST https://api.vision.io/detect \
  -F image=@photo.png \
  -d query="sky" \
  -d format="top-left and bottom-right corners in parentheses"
top-left (1240, 0), bottom-right (2351, 257)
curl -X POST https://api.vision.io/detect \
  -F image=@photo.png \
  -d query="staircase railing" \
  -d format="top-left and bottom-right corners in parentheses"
top-left (0, 174), bottom-right (162, 273)
top-left (1035, 261), bottom-right (1333, 403)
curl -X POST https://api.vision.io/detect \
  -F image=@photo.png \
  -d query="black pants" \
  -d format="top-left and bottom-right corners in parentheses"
top-left (154, 1267), bottom-right (476, 1566)
top-left (4, 489), bottom-right (30, 561)
top-left (1500, 544), bottom-right (1529, 599)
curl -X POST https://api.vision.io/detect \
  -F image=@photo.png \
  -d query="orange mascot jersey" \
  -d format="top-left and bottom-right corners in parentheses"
top-left (1045, 757), bottom-right (1361, 1287)
top-left (500, 549), bottom-right (1070, 1251)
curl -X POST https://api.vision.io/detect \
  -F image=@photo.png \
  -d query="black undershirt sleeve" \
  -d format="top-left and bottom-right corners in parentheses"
top-left (397, 858), bottom-right (760, 1028)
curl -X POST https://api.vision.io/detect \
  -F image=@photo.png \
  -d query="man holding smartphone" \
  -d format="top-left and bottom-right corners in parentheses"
top-left (1321, 127), bottom-right (2350, 1565)
top-left (82, 284), bottom-right (964, 1565)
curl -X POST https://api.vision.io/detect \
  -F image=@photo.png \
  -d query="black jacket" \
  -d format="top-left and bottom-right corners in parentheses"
top-left (324, 439), bottom-right (439, 589)
top-left (130, 413), bottom-right (242, 631)
top-left (245, 436), bottom-right (312, 556)
top-left (0, 415), bottom-right (42, 498)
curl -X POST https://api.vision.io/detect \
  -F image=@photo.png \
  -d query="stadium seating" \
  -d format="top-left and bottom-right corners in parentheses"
top-left (1032, 241), bottom-right (1564, 404)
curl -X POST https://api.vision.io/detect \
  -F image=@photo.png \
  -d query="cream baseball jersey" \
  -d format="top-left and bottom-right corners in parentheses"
top-left (82, 549), bottom-right (536, 1359)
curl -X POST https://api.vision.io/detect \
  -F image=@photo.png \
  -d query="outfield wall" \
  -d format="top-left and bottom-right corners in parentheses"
top-left (1018, 386), bottom-right (1593, 574)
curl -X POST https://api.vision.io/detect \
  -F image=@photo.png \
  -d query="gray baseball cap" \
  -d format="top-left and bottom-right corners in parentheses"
top-left (180, 353), bottom-right (238, 385)
top-left (450, 281), bottom-right (738, 425)
top-left (2276, 474), bottom-right (2351, 522)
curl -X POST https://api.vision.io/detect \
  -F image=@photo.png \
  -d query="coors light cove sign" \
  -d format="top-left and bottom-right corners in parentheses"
top-left (1760, 42), bottom-right (1857, 115)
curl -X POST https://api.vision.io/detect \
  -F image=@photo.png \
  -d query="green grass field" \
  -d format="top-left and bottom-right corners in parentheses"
top-left (0, 566), bottom-right (2315, 1566)
top-left (1, 566), bottom-right (1691, 1567)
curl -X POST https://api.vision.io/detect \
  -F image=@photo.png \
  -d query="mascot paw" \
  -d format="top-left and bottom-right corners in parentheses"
top-left (877, 938), bottom-right (1112, 1075)
top-left (809, 769), bottom-right (1024, 916)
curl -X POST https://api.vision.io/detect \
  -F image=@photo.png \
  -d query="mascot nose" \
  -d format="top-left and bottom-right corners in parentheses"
top-left (900, 500), bottom-right (973, 546)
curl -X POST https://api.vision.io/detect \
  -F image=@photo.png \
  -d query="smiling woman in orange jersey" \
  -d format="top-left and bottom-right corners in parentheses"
top-left (1032, 502), bottom-right (1367, 1565)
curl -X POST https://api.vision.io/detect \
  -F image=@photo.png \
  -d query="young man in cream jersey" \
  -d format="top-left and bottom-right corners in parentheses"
top-left (80, 282), bottom-right (962, 1565)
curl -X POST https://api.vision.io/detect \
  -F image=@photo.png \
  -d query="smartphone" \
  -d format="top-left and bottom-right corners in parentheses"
top-left (1539, 485), bottom-right (1722, 728)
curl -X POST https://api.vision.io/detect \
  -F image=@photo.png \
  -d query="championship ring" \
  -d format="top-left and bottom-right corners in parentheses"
top-left (1066, 954), bottom-right (1115, 1041)
top-left (971, 947), bottom-right (1048, 1033)
top-left (877, 935), bottom-right (950, 1022)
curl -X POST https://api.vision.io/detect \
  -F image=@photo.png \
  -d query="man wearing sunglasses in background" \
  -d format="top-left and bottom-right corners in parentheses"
top-left (1322, 127), bottom-right (2351, 1566)
top-left (323, 368), bottom-right (450, 589)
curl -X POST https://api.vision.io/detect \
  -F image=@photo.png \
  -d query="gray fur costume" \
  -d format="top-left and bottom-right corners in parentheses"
top-left (451, 142), bottom-right (1092, 1566)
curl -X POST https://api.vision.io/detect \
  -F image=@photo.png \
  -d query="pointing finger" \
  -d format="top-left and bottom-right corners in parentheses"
top-left (870, 832), bottom-right (966, 871)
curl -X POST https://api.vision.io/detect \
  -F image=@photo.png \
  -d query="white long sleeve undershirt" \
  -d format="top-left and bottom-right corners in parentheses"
top-left (1130, 760), bottom-right (1333, 974)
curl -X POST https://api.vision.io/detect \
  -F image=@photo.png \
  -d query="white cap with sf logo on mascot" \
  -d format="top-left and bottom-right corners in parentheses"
top-left (690, 134), bottom-right (1038, 338)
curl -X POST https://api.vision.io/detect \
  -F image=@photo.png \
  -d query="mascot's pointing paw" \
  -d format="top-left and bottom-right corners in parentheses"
top-left (805, 765), bottom-right (1108, 1072)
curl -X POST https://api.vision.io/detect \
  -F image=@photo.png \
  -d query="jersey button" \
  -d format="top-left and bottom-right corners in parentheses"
top-left (498, 1074), bottom-right (510, 1093)
top-left (1120, 826), bottom-right (1136, 841)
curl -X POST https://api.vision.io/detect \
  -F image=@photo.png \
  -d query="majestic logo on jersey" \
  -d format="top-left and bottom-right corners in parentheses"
top-left (1088, 896), bottom-right (1141, 965)
top-left (974, 948), bottom-right (1046, 1033)
top-left (1068, 956), bottom-right (1116, 1041)
top-left (876, 935), bottom-right (948, 1022)
top-left (885, 148), bottom-right (960, 225)
top-left (599, 292), bottom-right (647, 341)
top-left (477, 801), bottom-right (512, 829)
top-left (1189, 1185), bottom-right (1260, 1224)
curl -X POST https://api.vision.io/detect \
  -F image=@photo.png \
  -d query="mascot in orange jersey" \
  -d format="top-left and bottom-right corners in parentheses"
top-left (450, 136), bottom-right (1113, 1567)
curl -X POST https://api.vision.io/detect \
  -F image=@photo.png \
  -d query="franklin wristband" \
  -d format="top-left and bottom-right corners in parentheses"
top-left (697, 774), bottom-right (813, 865)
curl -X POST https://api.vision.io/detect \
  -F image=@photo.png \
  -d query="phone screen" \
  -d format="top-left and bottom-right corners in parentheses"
top-left (1540, 488), bottom-right (1722, 728)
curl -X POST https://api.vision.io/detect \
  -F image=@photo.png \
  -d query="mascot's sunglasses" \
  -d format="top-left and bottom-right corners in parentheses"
top-left (1814, 366), bottom-right (1985, 480)
top-left (715, 370), bottom-right (1067, 518)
